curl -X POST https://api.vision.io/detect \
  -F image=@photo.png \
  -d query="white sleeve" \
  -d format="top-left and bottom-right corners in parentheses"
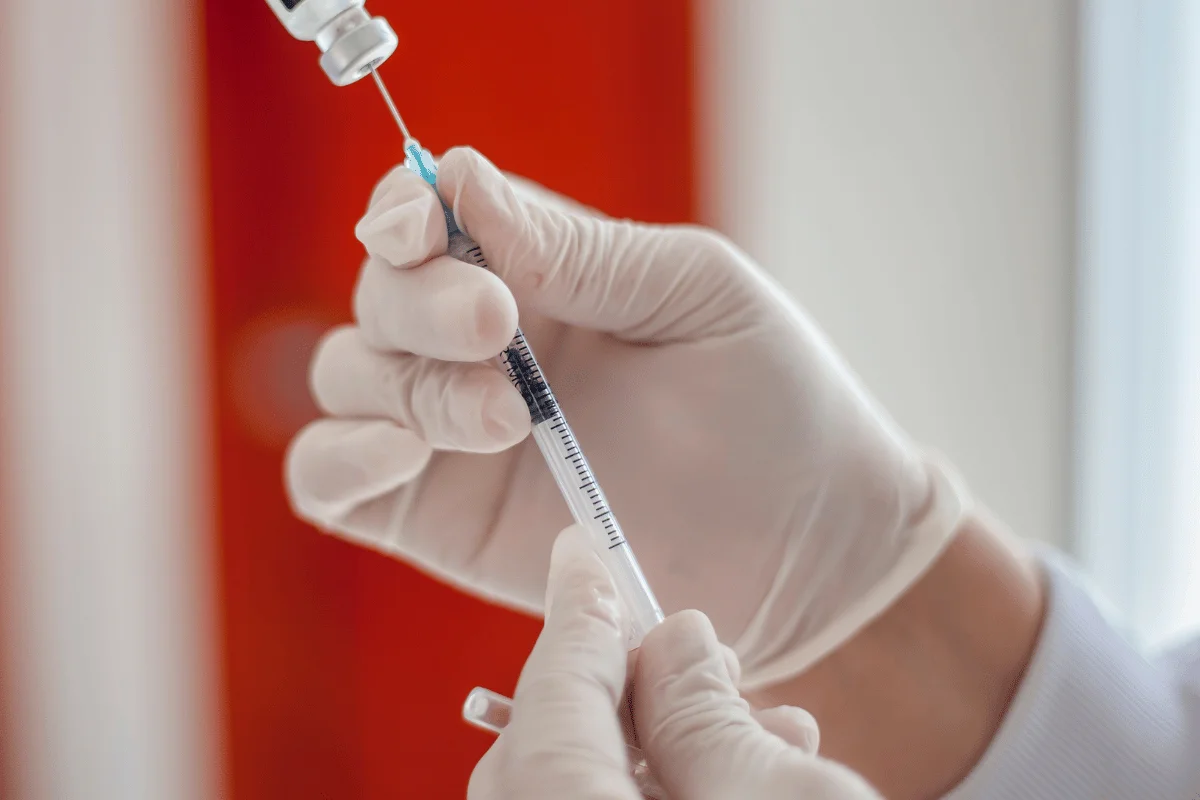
top-left (943, 551), bottom-right (1200, 799)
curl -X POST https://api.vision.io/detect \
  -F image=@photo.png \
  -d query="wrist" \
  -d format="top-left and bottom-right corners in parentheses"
top-left (747, 515), bottom-right (1046, 799)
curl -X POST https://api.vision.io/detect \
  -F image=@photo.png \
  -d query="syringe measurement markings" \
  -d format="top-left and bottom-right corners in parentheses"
top-left (505, 338), bottom-right (626, 544)
top-left (431, 185), bottom-right (650, 601)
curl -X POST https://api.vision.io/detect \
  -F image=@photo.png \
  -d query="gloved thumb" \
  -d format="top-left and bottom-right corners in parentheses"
top-left (434, 147), bottom-right (758, 343)
top-left (635, 611), bottom-right (882, 800)
top-left (500, 525), bottom-right (636, 799)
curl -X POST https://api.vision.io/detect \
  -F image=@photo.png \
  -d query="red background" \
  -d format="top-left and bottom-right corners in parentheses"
top-left (201, 1), bottom-right (697, 796)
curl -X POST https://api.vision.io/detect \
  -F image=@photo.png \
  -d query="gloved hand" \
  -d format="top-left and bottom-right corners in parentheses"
top-left (285, 147), bottom-right (966, 687)
top-left (469, 524), bottom-right (882, 800)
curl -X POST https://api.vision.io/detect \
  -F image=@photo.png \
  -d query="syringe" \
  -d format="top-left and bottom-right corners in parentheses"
top-left (370, 71), bottom-right (665, 648)
top-left (373, 70), bottom-right (668, 797)
top-left (257, 2), bottom-right (663, 640)
top-left (264, 0), bottom-right (665, 789)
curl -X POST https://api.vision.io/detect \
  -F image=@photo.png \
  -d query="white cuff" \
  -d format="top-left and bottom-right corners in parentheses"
top-left (943, 549), bottom-right (1199, 799)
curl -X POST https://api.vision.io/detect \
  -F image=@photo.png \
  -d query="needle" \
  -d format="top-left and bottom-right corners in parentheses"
top-left (370, 66), bottom-right (413, 145)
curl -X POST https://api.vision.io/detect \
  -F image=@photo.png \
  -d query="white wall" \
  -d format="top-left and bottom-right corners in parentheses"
top-left (700, 1), bottom-right (1078, 547)
top-left (0, 2), bottom-right (219, 798)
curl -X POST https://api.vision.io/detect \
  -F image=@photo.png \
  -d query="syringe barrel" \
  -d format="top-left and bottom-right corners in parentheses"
top-left (444, 229), bottom-right (665, 648)
top-left (530, 415), bottom-right (665, 647)
top-left (405, 141), bottom-right (664, 646)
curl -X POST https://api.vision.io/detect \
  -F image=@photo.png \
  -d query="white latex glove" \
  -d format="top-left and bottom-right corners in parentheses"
top-left (468, 524), bottom-right (882, 800)
top-left (285, 147), bottom-right (966, 687)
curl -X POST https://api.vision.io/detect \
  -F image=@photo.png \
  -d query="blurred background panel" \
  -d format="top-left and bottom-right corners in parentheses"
top-left (0, 2), bottom-right (218, 799)
top-left (202, 0), bottom-right (695, 797)
top-left (700, 0), bottom-right (1079, 550)
top-left (3, 2), bottom-right (1200, 799)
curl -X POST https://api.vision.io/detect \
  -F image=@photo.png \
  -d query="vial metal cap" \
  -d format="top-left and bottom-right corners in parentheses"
top-left (318, 15), bottom-right (398, 86)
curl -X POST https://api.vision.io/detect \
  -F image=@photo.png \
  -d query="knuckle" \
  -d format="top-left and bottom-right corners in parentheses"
top-left (351, 259), bottom-right (392, 346)
top-left (394, 356), bottom-right (439, 428)
top-left (504, 737), bottom-right (631, 800)
top-left (447, 144), bottom-right (486, 169)
top-left (351, 261), bottom-right (374, 323)
top-left (375, 355), bottom-right (413, 420)
top-left (519, 666), bottom-right (601, 707)
top-left (519, 646), bottom-right (625, 709)
top-left (645, 704), bottom-right (750, 765)
top-left (672, 225), bottom-right (738, 267)
top-left (438, 146), bottom-right (484, 188)
top-left (541, 606), bottom-right (625, 659)
top-left (366, 164), bottom-right (422, 210)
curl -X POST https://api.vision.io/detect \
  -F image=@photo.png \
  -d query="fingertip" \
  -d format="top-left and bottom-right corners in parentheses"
top-left (547, 525), bottom-right (604, 591)
top-left (643, 609), bottom-right (721, 661)
top-left (471, 274), bottom-right (520, 355)
top-left (284, 419), bottom-right (431, 524)
top-left (436, 146), bottom-right (500, 195)
top-left (354, 255), bottom-right (518, 362)
top-left (364, 163), bottom-right (428, 212)
top-left (436, 147), bottom-right (522, 237)
top-left (513, 525), bottom-right (627, 727)
top-left (752, 705), bottom-right (821, 755)
top-left (356, 169), bottom-right (448, 268)
top-left (308, 324), bottom-right (359, 409)
top-left (365, 164), bottom-right (410, 209)
top-left (480, 380), bottom-right (531, 447)
top-left (637, 609), bottom-right (741, 709)
top-left (545, 525), bottom-right (619, 625)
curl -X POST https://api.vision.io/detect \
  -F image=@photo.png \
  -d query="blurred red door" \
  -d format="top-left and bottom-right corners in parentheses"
top-left (201, 1), bottom-right (696, 796)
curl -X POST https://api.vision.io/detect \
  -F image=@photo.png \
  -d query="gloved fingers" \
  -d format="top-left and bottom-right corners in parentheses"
top-left (358, 159), bottom-right (600, 271)
top-left (751, 705), bottom-right (821, 755)
top-left (466, 741), bottom-right (503, 800)
top-left (505, 171), bottom-right (608, 220)
top-left (500, 525), bottom-right (640, 800)
top-left (719, 643), bottom-right (742, 687)
top-left (356, 164), bottom-right (448, 269)
top-left (284, 418), bottom-right (430, 527)
top-left (310, 326), bottom-right (530, 453)
top-left (353, 253), bottom-right (519, 362)
top-left (637, 611), bottom-right (880, 798)
top-left (435, 147), bottom-right (757, 343)
top-left (635, 609), bottom-right (773, 798)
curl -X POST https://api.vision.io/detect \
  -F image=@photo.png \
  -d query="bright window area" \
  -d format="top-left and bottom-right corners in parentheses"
top-left (1076, 0), bottom-right (1200, 648)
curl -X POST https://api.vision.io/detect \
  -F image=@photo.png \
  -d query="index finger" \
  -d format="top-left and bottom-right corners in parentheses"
top-left (356, 164), bottom-right (448, 269)
top-left (505, 526), bottom-right (640, 800)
